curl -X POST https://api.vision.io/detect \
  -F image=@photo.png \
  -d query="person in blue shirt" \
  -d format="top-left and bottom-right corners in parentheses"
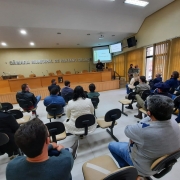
top-left (149, 73), bottom-right (162, 90)
top-left (61, 81), bottom-right (74, 98)
top-left (44, 88), bottom-right (66, 115)
top-left (165, 71), bottom-right (179, 93)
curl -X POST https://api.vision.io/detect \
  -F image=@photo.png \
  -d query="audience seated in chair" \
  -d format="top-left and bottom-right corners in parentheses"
top-left (48, 79), bottom-right (61, 96)
top-left (16, 84), bottom-right (41, 114)
top-left (134, 82), bottom-right (171, 119)
top-left (6, 118), bottom-right (79, 180)
top-left (165, 71), bottom-right (179, 93)
top-left (44, 88), bottom-right (66, 115)
top-left (108, 95), bottom-right (180, 178)
top-left (61, 80), bottom-right (74, 98)
top-left (149, 73), bottom-right (162, 90)
top-left (64, 86), bottom-right (96, 135)
top-left (0, 111), bottom-right (20, 159)
top-left (126, 76), bottom-right (150, 109)
top-left (126, 73), bottom-right (139, 94)
top-left (87, 83), bottom-right (100, 99)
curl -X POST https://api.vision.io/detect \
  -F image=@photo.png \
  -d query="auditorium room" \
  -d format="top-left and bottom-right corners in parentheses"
top-left (1, 0), bottom-right (180, 180)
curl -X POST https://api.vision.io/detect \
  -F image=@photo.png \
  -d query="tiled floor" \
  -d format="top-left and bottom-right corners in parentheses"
top-left (0, 88), bottom-right (180, 180)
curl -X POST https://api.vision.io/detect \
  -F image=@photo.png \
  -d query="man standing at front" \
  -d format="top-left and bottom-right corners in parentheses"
top-left (128, 64), bottom-right (134, 82)
top-left (96, 60), bottom-right (104, 71)
top-left (108, 95), bottom-right (180, 177)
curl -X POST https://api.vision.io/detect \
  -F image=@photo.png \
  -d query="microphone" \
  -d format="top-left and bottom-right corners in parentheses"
top-left (46, 70), bottom-right (49, 74)
top-left (31, 71), bottom-right (34, 74)
top-left (42, 72), bottom-right (45, 76)
top-left (74, 69), bottom-right (76, 74)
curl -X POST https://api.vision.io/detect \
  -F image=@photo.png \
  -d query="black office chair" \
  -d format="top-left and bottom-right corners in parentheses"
top-left (141, 90), bottom-right (151, 101)
top-left (1, 102), bottom-right (13, 112)
top-left (82, 155), bottom-right (138, 180)
top-left (17, 98), bottom-right (37, 116)
top-left (149, 149), bottom-right (180, 179)
top-left (8, 109), bottom-right (31, 125)
top-left (46, 104), bottom-right (63, 122)
top-left (97, 109), bottom-right (121, 142)
top-left (45, 122), bottom-right (66, 143)
top-left (75, 114), bottom-right (96, 136)
top-left (64, 92), bottom-right (73, 103)
top-left (91, 97), bottom-right (100, 117)
top-left (173, 95), bottom-right (180, 113)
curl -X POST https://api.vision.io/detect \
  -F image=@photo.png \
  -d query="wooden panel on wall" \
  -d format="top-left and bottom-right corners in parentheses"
top-left (0, 80), bottom-right (119, 104)
top-left (101, 71), bottom-right (111, 81)
top-left (8, 77), bottom-right (42, 92)
top-left (0, 80), bottom-right (11, 93)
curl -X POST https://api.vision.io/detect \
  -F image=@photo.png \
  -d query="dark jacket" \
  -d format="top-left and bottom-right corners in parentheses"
top-left (96, 62), bottom-right (104, 70)
top-left (165, 78), bottom-right (179, 89)
top-left (16, 91), bottom-right (37, 105)
top-left (48, 84), bottom-right (61, 95)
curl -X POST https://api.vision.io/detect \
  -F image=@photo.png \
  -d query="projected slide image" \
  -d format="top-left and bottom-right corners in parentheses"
top-left (93, 49), bottom-right (111, 62)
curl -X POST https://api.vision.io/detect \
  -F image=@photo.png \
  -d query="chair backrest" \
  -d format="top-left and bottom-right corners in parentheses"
top-left (151, 149), bottom-right (180, 178)
top-left (82, 70), bottom-right (88, 73)
top-left (17, 98), bottom-right (34, 109)
top-left (105, 109), bottom-right (121, 123)
top-left (173, 95), bottom-right (180, 109)
top-left (66, 71), bottom-right (71, 74)
top-left (75, 114), bottom-right (96, 135)
top-left (0, 76), bottom-right (3, 80)
top-left (141, 90), bottom-right (151, 101)
top-left (127, 92), bottom-right (136, 100)
top-left (0, 133), bottom-right (9, 146)
top-left (91, 69), bottom-right (96, 72)
top-left (29, 74), bottom-right (36, 77)
top-left (91, 97), bottom-right (99, 108)
top-left (46, 104), bottom-right (63, 119)
top-left (17, 74), bottom-right (25, 79)
top-left (103, 166), bottom-right (138, 180)
top-left (56, 70), bottom-right (62, 75)
top-left (64, 92), bottom-right (73, 103)
top-left (45, 122), bottom-right (66, 142)
top-left (8, 109), bottom-right (23, 119)
top-left (1, 102), bottom-right (13, 112)
top-left (49, 72), bottom-right (55, 76)
top-left (133, 81), bottom-right (139, 86)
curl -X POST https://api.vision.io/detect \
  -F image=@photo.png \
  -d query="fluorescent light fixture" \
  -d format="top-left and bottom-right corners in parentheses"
top-left (20, 29), bottom-right (27, 35)
top-left (124, 0), bottom-right (149, 7)
top-left (30, 42), bottom-right (35, 46)
top-left (1, 42), bottom-right (7, 46)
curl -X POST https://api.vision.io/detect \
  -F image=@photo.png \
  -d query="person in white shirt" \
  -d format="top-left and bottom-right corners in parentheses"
top-left (64, 86), bottom-right (96, 135)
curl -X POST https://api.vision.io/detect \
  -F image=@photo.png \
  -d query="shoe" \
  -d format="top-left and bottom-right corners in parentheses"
top-left (125, 105), bottom-right (133, 109)
top-left (134, 115), bottom-right (142, 119)
top-left (70, 140), bottom-right (79, 160)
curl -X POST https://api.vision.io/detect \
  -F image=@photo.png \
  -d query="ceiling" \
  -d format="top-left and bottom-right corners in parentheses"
top-left (0, 0), bottom-right (174, 48)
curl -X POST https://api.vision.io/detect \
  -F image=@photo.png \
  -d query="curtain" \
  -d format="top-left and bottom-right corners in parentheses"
top-left (126, 48), bottom-right (144, 80)
top-left (113, 54), bottom-right (125, 76)
top-left (153, 40), bottom-right (170, 81)
top-left (169, 38), bottom-right (180, 78)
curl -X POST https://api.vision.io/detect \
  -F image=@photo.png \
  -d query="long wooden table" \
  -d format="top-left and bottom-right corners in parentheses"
top-left (0, 71), bottom-right (112, 93)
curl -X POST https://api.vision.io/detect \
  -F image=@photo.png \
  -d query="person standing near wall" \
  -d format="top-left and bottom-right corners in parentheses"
top-left (133, 65), bottom-right (140, 75)
top-left (128, 64), bottom-right (134, 82)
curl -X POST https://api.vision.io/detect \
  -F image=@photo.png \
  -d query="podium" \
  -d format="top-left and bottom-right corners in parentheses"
top-left (2, 75), bottom-right (17, 80)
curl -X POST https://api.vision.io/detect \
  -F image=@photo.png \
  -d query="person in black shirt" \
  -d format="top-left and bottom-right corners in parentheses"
top-left (48, 79), bottom-right (61, 96)
top-left (0, 112), bottom-right (20, 158)
top-left (96, 60), bottom-right (104, 71)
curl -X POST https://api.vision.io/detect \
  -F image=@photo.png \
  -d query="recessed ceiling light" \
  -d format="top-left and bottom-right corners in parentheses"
top-left (77, 44), bottom-right (80, 45)
top-left (30, 42), bottom-right (35, 46)
top-left (1, 42), bottom-right (7, 46)
top-left (87, 34), bottom-right (90, 35)
top-left (112, 35), bottom-right (115, 36)
top-left (110, 0), bottom-right (115, 1)
top-left (124, 0), bottom-right (149, 7)
top-left (57, 32), bottom-right (61, 34)
top-left (20, 29), bottom-right (27, 35)
top-left (99, 35), bottom-right (104, 39)
top-left (56, 43), bottom-right (59, 45)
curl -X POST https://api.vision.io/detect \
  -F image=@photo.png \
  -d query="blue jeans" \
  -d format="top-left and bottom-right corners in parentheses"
top-left (126, 84), bottom-right (132, 94)
top-left (108, 142), bottom-right (133, 168)
top-left (34, 95), bottom-right (41, 108)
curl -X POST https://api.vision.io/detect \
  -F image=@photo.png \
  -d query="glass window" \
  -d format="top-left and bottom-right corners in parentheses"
top-left (146, 47), bottom-right (154, 80)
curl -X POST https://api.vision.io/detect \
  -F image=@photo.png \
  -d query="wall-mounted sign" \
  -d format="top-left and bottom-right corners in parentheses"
top-left (9, 58), bottom-right (91, 65)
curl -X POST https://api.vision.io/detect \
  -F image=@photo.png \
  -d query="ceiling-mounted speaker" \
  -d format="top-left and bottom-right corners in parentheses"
top-left (127, 36), bottom-right (137, 48)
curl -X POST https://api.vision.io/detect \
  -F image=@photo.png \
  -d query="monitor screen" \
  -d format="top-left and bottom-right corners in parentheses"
top-left (109, 43), bottom-right (122, 53)
top-left (92, 46), bottom-right (112, 64)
